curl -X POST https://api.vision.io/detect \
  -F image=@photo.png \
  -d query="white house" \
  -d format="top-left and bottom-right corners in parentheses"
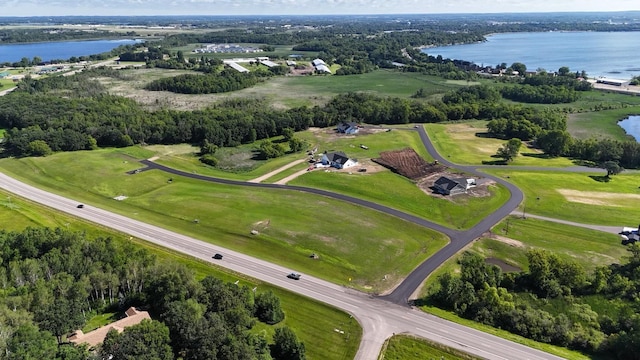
top-left (321, 151), bottom-right (358, 169)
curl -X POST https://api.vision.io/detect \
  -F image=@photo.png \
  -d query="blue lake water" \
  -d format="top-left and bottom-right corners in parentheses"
top-left (0, 39), bottom-right (142, 63)
top-left (618, 116), bottom-right (640, 142)
top-left (423, 31), bottom-right (640, 80)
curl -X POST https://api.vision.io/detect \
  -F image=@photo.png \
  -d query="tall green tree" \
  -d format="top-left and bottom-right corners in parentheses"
top-left (254, 290), bottom-right (285, 325)
top-left (271, 326), bottom-right (305, 360)
top-left (496, 138), bottom-right (522, 162)
top-left (101, 319), bottom-right (174, 360)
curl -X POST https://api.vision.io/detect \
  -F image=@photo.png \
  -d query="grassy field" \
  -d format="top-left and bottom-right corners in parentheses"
top-left (568, 106), bottom-right (640, 140)
top-left (379, 334), bottom-right (481, 360)
top-left (290, 170), bottom-right (509, 230)
top-left (94, 67), bottom-right (466, 110)
top-left (0, 187), bottom-right (361, 360)
top-left (485, 169), bottom-right (640, 226)
top-left (425, 120), bottom-right (575, 166)
top-left (0, 147), bottom-right (448, 293)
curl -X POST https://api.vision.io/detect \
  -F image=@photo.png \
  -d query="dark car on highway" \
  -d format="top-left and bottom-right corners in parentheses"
top-left (287, 273), bottom-right (301, 280)
top-left (213, 253), bottom-right (223, 260)
top-left (76, 204), bottom-right (84, 208)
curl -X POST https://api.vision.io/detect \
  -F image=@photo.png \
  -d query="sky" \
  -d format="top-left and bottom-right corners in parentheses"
top-left (3, 0), bottom-right (640, 17)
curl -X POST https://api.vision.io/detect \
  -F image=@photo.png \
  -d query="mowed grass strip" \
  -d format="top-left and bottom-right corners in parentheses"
top-left (0, 148), bottom-right (448, 292)
top-left (485, 169), bottom-right (640, 226)
top-left (425, 121), bottom-right (574, 167)
top-left (380, 334), bottom-right (482, 360)
top-left (0, 188), bottom-right (360, 360)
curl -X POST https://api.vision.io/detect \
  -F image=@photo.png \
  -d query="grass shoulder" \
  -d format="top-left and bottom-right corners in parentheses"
top-left (379, 334), bottom-right (482, 360)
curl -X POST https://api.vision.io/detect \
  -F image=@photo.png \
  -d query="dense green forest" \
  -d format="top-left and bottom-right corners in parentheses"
top-left (0, 227), bottom-right (303, 360)
top-left (2, 68), bottom-right (640, 168)
top-left (424, 248), bottom-right (640, 359)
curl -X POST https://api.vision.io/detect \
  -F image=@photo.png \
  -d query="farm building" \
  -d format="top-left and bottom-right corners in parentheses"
top-left (260, 59), bottom-right (278, 67)
top-left (312, 58), bottom-right (332, 73)
top-left (337, 121), bottom-right (360, 134)
top-left (68, 307), bottom-right (150, 348)
top-left (224, 61), bottom-right (250, 73)
top-left (433, 176), bottom-right (476, 195)
top-left (321, 151), bottom-right (358, 169)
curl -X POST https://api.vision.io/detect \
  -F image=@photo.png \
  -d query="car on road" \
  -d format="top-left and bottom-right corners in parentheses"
top-left (212, 253), bottom-right (223, 260)
top-left (76, 204), bottom-right (84, 208)
top-left (287, 272), bottom-right (301, 280)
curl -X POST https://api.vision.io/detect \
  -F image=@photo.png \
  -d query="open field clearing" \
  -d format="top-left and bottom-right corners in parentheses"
top-left (380, 334), bottom-right (481, 360)
top-left (94, 67), bottom-right (464, 110)
top-left (485, 169), bottom-right (640, 226)
top-left (0, 148), bottom-right (448, 293)
top-left (0, 189), bottom-right (360, 360)
top-left (425, 121), bottom-right (575, 167)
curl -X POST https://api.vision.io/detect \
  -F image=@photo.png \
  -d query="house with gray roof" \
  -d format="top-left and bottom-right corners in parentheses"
top-left (433, 176), bottom-right (476, 195)
top-left (321, 151), bottom-right (358, 169)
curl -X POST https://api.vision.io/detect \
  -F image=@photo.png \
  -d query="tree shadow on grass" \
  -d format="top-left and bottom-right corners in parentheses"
top-left (520, 152), bottom-right (552, 159)
top-left (482, 155), bottom-right (508, 165)
top-left (589, 175), bottom-right (610, 183)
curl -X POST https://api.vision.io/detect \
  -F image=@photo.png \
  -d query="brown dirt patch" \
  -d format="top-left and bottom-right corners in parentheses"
top-left (372, 148), bottom-right (443, 179)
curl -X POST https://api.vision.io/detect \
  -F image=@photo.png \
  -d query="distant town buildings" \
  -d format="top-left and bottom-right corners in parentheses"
top-left (194, 43), bottom-right (263, 54)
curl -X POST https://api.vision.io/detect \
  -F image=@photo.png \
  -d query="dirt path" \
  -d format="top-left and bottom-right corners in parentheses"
top-left (509, 211), bottom-right (621, 234)
top-left (248, 159), bottom-right (306, 183)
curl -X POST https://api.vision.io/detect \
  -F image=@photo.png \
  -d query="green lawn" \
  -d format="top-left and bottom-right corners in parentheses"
top-left (425, 120), bottom-right (575, 167)
top-left (380, 334), bottom-right (481, 360)
top-left (0, 187), bottom-right (360, 360)
top-left (485, 169), bottom-right (640, 226)
top-left (0, 148), bottom-right (448, 293)
top-left (290, 170), bottom-right (509, 230)
top-left (489, 216), bottom-right (625, 271)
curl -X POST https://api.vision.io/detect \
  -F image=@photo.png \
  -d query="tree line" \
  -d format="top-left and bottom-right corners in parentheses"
top-left (0, 227), bottom-right (304, 360)
top-left (425, 247), bottom-right (640, 359)
top-left (144, 68), bottom-right (273, 94)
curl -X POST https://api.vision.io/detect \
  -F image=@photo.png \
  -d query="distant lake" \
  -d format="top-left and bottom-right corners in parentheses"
top-left (0, 39), bottom-right (142, 63)
top-left (423, 31), bottom-right (640, 80)
top-left (618, 116), bottom-right (640, 142)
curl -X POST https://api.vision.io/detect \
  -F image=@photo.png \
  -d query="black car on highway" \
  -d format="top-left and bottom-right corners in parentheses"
top-left (287, 273), bottom-right (301, 280)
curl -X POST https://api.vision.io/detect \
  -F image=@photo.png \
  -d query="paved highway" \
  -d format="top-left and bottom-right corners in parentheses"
top-left (0, 171), bottom-right (564, 360)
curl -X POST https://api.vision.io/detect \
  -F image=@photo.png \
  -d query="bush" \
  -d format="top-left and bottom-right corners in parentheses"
top-left (199, 154), bottom-right (218, 166)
